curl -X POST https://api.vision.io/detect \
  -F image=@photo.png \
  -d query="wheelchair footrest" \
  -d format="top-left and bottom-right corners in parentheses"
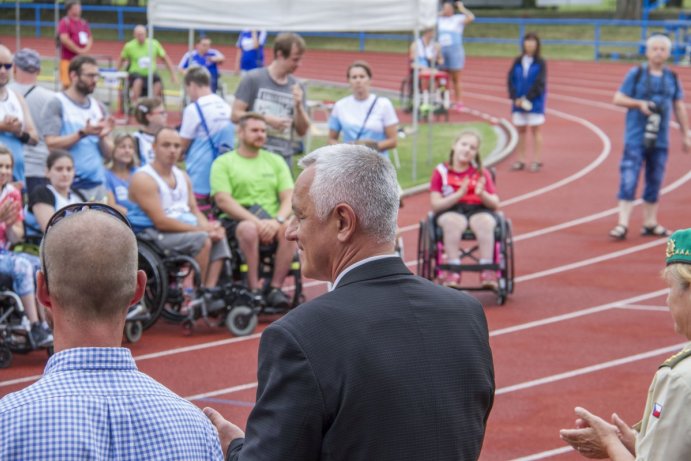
top-left (439, 263), bottom-right (499, 273)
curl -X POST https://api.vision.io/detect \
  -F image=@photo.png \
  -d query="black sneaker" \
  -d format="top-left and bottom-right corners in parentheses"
top-left (265, 288), bottom-right (290, 309)
top-left (31, 322), bottom-right (53, 348)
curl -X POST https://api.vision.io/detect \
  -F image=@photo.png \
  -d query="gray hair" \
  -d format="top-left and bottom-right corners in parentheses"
top-left (298, 144), bottom-right (399, 244)
top-left (647, 34), bottom-right (672, 51)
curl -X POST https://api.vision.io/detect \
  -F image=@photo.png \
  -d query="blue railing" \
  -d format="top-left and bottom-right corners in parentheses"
top-left (1, 3), bottom-right (690, 61)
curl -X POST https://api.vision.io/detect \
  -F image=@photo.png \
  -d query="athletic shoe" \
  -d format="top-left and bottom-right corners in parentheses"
top-left (480, 270), bottom-right (498, 290)
top-left (30, 322), bottom-right (53, 348)
top-left (441, 270), bottom-right (462, 288)
top-left (265, 287), bottom-right (290, 309)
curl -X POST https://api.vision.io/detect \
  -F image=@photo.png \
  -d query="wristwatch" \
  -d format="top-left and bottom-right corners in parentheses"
top-left (275, 215), bottom-right (286, 224)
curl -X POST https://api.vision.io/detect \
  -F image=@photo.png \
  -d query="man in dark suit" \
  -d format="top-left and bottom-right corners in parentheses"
top-left (204, 144), bottom-right (495, 461)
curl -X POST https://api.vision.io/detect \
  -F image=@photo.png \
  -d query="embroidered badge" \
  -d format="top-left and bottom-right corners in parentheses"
top-left (652, 402), bottom-right (662, 418)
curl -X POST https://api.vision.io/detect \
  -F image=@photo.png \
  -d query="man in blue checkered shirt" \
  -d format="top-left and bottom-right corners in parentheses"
top-left (0, 207), bottom-right (223, 460)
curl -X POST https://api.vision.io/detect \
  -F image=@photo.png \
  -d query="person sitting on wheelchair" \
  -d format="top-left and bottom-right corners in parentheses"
top-left (128, 127), bottom-right (230, 290)
top-left (0, 147), bottom-right (52, 347)
top-left (430, 130), bottom-right (500, 289)
top-left (210, 113), bottom-right (295, 308)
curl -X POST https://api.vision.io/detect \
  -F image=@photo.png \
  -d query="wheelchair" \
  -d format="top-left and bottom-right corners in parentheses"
top-left (136, 237), bottom-right (260, 337)
top-left (417, 211), bottom-right (515, 305)
top-left (0, 275), bottom-right (53, 368)
top-left (225, 236), bottom-right (304, 315)
top-left (400, 68), bottom-right (451, 122)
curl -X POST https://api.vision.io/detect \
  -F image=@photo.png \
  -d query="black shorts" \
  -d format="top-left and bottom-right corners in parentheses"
top-left (435, 203), bottom-right (496, 225)
top-left (128, 72), bottom-right (161, 89)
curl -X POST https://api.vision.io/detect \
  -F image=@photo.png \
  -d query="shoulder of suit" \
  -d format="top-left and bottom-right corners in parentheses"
top-left (660, 348), bottom-right (691, 369)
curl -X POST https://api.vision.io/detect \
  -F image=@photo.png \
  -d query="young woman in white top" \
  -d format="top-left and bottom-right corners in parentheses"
top-left (327, 61), bottom-right (399, 159)
top-left (437, 1), bottom-right (475, 110)
top-left (133, 97), bottom-right (167, 166)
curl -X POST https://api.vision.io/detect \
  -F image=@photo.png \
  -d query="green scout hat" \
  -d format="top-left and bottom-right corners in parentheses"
top-left (666, 229), bottom-right (691, 265)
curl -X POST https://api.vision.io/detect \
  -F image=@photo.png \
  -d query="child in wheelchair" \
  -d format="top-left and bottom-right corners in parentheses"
top-left (429, 131), bottom-right (499, 289)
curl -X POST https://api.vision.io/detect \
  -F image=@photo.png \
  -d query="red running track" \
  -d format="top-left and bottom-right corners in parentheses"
top-left (3, 36), bottom-right (691, 460)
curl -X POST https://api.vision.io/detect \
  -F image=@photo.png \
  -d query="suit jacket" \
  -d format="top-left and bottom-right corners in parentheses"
top-left (229, 257), bottom-right (494, 461)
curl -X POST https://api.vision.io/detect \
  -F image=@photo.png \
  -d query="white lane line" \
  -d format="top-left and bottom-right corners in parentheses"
top-left (0, 334), bottom-right (262, 390)
top-left (496, 343), bottom-right (684, 396)
top-left (617, 304), bottom-right (669, 312)
top-left (186, 382), bottom-right (258, 401)
top-left (490, 289), bottom-right (668, 337)
top-left (514, 238), bottom-right (666, 283)
top-left (134, 333), bottom-right (261, 362)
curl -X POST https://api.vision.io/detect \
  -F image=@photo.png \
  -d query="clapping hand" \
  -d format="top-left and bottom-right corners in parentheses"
top-left (475, 176), bottom-right (486, 196)
top-left (0, 197), bottom-right (21, 227)
top-left (2, 115), bottom-right (21, 136)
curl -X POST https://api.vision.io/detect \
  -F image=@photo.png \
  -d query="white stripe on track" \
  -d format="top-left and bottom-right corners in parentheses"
top-left (514, 238), bottom-right (666, 283)
top-left (490, 289), bottom-right (668, 337)
top-left (186, 382), bottom-right (258, 401)
top-left (509, 446), bottom-right (574, 461)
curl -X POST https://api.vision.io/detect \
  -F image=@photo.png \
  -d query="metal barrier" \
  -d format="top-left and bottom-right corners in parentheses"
top-left (1, 4), bottom-right (691, 61)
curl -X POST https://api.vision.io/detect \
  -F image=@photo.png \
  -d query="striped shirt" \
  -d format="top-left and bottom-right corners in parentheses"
top-left (0, 347), bottom-right (223, 460)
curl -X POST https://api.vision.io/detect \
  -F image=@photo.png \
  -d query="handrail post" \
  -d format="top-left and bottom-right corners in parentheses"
top-left (117, 8), bottom-right (124, 41)
top-left (359, 31), bottom-right (365, 52)
top-left (518, 21), bottom-right (525, 52)
top-left (594, 23), bottom-right (600, 61)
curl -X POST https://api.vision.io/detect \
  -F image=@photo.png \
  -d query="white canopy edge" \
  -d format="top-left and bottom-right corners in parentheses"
top-left (147, 0), bottom-right (437, 32)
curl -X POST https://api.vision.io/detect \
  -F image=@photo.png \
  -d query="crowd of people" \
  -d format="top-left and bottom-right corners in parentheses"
top-left (1, 0), bottom-right (691, 459)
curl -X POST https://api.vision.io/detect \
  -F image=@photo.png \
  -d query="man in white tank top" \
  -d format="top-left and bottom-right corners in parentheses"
top-left (0, 45), bottom-right (39, 186)
top-left (128, 127), bottom-right (230, 288)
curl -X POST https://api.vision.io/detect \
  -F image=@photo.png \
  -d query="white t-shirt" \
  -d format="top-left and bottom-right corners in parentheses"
top-left (521, 55), bottom-right (534, 78)
top-left (437, 14), bottom-right (466, 48)
top-left (328, 94), bottom-right (399, 156)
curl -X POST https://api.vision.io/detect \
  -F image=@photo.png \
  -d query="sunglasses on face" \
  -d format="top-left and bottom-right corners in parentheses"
top-left (40, 203), bottom-right (133, 291)
top-left (0, 63), bottom-right (12, 70)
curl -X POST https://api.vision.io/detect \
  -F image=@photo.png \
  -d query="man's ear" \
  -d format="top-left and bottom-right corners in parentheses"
top-left (334, 203), bottom-right (357, 243)
top-left (36, 271), bottom-right (52, 310)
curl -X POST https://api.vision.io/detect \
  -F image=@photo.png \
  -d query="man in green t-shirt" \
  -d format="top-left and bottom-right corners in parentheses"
top-left (211, 112), bottom-right (296, 308)
top-left (116, 24), bottom-right (178, 103)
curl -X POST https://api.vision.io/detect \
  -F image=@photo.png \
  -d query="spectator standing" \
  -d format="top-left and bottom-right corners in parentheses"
top-left (232, 32), bottom-right (310, 167)
top-left (204, 144), bottom-right (494, 461)
top-left (0, 45), bottom-right (38, 186)
top-left (327, 60), bottom-right (399, 160)
top-left (210, 113), bottom-right (295, 307)
top-left (132, 97), bottom-right (167, 166)
top-left (438, 1), bottom-right (475, 110)
top-left (41, 55), bottom-right (114, 202)
top-left (57, 0), bottom-right (91, 89)
top-left (560, 228), bottom-right (691, 460)
top-left (507, 32), bottom-right (547, 173)
top-left (179, 36), bottom-right (225, 94)
top-left (179, 66), bottom-right (234, 205)
top-left (609, 34), bottom-right (691, 240)
top-left (10, 48), bottom-right (55, 195)
top-left (0, 204), bottom-right (223, 460)
top-left (235, 30), bottom-right (268, 74)
top-left (117, 25), bottom-right (179, 103)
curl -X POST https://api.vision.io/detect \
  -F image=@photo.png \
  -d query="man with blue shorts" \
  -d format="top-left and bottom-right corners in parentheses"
top-left (610, 34), bottom-right (691, 240)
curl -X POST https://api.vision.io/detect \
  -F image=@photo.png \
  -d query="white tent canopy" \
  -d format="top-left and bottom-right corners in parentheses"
top-left (147, 0), bottom-right (437, 32)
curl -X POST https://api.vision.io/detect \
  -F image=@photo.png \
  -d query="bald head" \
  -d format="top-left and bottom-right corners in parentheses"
top-left (42, 210), bottom-right (139, 321)
top-left (134, 25), bottom-right (147, 43)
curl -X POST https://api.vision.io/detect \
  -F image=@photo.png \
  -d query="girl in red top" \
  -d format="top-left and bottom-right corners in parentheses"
top-left (429, 131), bottom-right (500, 288)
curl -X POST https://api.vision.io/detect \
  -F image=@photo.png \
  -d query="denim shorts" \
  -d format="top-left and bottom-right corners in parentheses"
top-left (440, 46), bottom-right (465, 71)
top-left (617, 144), bottom-right (669, 203)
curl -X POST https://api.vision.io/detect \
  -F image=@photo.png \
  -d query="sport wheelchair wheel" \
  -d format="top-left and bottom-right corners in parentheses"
top-left (160, 255), bottom-right (202, 323)
top-left (124, 321), bottom-right (143, 343)
top-left (417, 218), bottom-right (437, 280)
top-left (137, 242), bottom-right (167, 330)
top-left (498, 218), bottom-right (515, 296)
top-left (225, 305), bottom-right (258, 337)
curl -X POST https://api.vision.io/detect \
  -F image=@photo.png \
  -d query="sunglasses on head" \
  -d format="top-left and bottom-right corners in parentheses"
top-left (40, 203), bottom-right (133, 291)
top-left (0, 63), bottom-right (12, 70)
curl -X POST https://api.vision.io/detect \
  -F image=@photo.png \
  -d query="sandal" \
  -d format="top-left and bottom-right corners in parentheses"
top-left (609, 224), bottom-right (628, 240)
top-left (641, 224), bottom-right (671, 237)
top-left (530, 161), bottom-right (543, 172)
top-left (510, 161), bottom-right (525, 171)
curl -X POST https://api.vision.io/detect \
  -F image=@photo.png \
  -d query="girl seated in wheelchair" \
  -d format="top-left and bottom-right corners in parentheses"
top-left (0, 147), bottom-right (52, 347)
top-left (429, 131), bottom-right (500, 289)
